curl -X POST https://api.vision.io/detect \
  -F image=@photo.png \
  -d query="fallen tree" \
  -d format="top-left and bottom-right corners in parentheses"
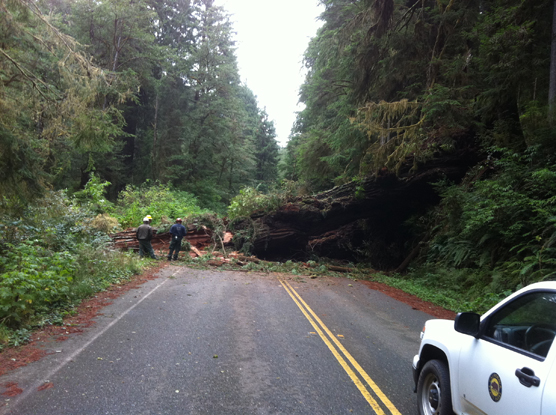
top-left (232, 146), bottom-right (480, 270)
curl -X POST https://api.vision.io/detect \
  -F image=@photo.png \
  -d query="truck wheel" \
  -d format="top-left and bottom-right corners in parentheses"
top-left (417, 359), bottom-right (453, 415)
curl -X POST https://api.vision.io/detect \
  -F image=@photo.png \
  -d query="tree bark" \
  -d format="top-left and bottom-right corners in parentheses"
top-left (549, 0), bottom-right (556, 120)
top-left (152, 89), bottom-right (159, 179)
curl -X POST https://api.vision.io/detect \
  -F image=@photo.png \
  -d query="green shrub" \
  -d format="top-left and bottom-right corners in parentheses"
top-left (73, 174), bottom-right (114, 214)
top-left (0, 186), bottom-right (147, 343)
top-left (426, 146), bottom-right (556, 285)
top-left (70, 248), bottom-right (142, 298)
top-left (227, 182), bottom-right (298, 220)
top-left (1, 190), bottom-right (111, 252)
top-left (228, 187), bottom-right (277, 220)
top-left (114, 182), bottom-right (208, 228)
top-left (0, 240), bottom-right (76, 326)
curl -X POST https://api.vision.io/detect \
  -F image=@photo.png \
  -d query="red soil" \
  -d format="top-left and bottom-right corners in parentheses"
top-left (361, 280), bottom-right (456, 320)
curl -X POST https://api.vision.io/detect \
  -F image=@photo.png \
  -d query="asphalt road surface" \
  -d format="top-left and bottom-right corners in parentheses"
top-left (0, 266), bottom-right (437, 415)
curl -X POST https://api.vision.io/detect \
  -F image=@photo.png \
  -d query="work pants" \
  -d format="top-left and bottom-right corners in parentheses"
top-left (138, 239), bottom-right (157, 259)
top-left (168, 237), bottom-right (182, 260)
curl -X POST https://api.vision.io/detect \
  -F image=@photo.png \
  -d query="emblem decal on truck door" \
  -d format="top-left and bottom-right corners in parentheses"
top-left (488, 373), bottom-right (502, 402)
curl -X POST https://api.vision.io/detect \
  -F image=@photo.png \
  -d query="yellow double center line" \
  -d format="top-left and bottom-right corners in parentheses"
top-left (279, 278), bottom-right (401, 415)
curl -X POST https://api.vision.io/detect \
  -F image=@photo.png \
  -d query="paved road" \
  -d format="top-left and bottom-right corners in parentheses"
top-left (0, 266), bottom-right (436, 415)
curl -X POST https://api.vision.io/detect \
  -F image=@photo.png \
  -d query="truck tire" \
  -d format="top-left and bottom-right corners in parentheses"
top-left (417, 359), bottom-right (453, 415)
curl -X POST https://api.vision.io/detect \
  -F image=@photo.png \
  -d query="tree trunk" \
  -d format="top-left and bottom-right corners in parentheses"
top-left (152, 89), bottom-right (159, 180)
top-left (549, 0), bottom-right (556, 120)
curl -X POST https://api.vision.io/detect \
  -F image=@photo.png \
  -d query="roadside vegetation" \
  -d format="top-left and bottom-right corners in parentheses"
top-left (0, 0), bottom-right (281, 349)
top-left (0, 190), bottom-right (138, 349)
top-left (0, 179), bottom-right (207, 350)
top-left (226, 0), bottom-right (556, 314)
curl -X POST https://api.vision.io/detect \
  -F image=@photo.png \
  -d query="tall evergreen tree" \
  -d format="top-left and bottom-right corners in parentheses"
top-left (0, 0), bottom-right (131, 204)
top-left (63, 0), bottom-right (160, 190)
top-left (287, 0), bottom-right (555, 189)
top-left (237, 86), bottom-right (279, 188)
top-left (2, 0), bottom-right (281, 209)
top-left (254, 110), bottom-right (279, 185)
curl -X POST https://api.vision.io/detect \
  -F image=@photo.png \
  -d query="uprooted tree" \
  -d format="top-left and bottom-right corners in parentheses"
top-left (232, 145), bottom-right (480, 271)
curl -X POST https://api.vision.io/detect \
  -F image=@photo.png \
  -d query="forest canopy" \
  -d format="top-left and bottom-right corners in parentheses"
top-left (0, 0), bottom-right (280, 211)
top-left (284, 0), bottom-right (555, 189)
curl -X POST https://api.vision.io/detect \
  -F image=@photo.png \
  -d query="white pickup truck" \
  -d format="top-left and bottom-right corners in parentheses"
top-left (412, 281), bottom-right (556, 415)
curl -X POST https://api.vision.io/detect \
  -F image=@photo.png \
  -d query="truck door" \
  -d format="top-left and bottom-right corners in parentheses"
top-left (457, 290), bottom-right (556, 415)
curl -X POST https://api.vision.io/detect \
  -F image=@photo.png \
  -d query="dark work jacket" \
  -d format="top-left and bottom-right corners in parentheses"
top-left (136, 224), bottom-right (153, 241)
top-left (170, 223), bottom-right (187, 239)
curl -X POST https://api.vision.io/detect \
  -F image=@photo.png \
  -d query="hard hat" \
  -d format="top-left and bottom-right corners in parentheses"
top-left (176, 218), bottom-right (182, 222)
top-left (143, 217), bottom-right (149, 222)
top-left (146, 215), bottom-right (152, 219)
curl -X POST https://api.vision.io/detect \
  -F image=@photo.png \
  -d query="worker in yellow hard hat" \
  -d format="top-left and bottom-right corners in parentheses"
top-left (136, 217), bottom-right (158, 259)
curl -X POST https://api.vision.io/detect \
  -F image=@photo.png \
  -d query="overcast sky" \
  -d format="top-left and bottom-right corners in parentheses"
top-left (218, 0), bottom-right (324, 146)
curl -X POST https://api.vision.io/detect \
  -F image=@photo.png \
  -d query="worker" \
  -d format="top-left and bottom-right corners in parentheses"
top-left (168, 218), bottom-right (187, 261)
top-left (136, 217), bottom-right (158, 259)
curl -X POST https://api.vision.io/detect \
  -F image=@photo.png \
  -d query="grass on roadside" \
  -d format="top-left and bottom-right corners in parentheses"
top-left (369, 272), bottom-right (507, 315)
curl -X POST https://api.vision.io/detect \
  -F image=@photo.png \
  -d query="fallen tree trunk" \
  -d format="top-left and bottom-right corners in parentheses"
top-left (326, 265), bottom-right (354, 273)
top-left (233, 146), bottom-right (480, 270)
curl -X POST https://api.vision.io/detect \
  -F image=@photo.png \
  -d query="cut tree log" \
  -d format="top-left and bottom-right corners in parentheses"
top-left (111, 225), bottom-right (215, 254)
top-left (326, 265), bottom-right (354, 273)
top-left (190, 246), bottom-right (203, 257)
top-left (237, 255), bottom-right (260, 264)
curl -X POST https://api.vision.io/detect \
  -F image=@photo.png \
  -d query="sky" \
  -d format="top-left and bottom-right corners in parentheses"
top-left (218, 0), bottom-right (324, 146)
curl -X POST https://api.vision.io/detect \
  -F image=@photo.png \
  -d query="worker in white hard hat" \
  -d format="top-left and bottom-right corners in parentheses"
top-left (136, 217), bottom-right (158, 259)
top-left (167, 218), bottom-right (187, 261)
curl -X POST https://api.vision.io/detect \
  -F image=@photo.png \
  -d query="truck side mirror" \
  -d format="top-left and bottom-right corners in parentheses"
top-left (455, 312), bottom-right (481, 337)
